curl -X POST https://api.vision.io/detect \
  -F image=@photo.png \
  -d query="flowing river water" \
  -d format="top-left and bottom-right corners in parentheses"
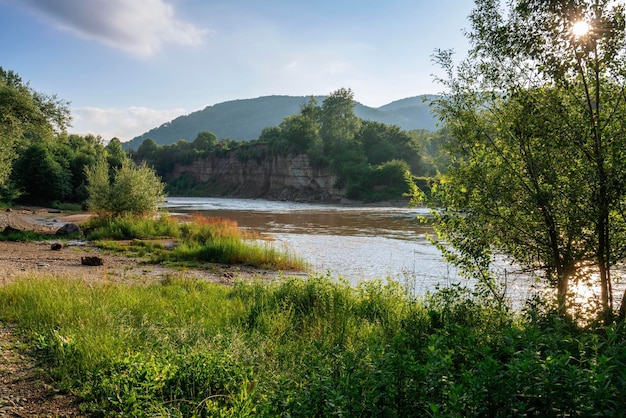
top-left (164, 196), bottom-right (542, 300)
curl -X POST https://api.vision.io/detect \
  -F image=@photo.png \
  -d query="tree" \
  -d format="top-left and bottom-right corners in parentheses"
top-left (424, 0), bottom-right (626, 321)
top-left (84, 158), bottom-right (111, 214)
top-left (65, 134), bottom-right (105, 202)
top-left (358, 121), bottom-right (421, 171)
top-left (12, 142), bottom-right (72, 204)
top-left (106, 138), bottom-right (128, 172)
top-left (135, 138), bottom-right (159, 162)
top-left (86, 158), bottom-right (166, 217)
top-left (320, 88), bottom-right (361, 155)
top-left (192, 131), bottom-right (218, 151)
top-left (278, 110), bottom-right (321, 155)
top-left (0, 67), bottom-right (71, 188)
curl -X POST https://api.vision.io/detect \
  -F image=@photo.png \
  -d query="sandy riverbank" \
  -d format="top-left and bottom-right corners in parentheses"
top-left (0, 207), bottom-right (289, 287)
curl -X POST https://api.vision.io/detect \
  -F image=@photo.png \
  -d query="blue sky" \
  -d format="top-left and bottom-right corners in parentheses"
top-left (0, 0), bottom-right (475, 141)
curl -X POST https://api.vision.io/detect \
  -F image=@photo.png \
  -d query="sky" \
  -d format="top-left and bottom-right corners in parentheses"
top-left (0, 0), bottom-right (475, 142)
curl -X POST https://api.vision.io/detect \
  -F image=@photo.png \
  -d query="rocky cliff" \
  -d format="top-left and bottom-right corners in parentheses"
top-left (171, 149), bottom-right (345, 202)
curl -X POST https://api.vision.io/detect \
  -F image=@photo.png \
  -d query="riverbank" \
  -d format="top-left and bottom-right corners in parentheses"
top-left (0, 206), bottom-right (301, 286)
top-left (2, 272), bottom-right (625, 416)
top-left (0, 207), bottom-right (302, 416)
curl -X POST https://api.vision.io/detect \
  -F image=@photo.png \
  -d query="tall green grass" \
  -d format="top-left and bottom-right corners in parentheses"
top-left (0, 230), bottom-right (55, 241)
top-left (82, 213), bottom-right (307, 271)
top-left (1, 275), bottom-right (625, 416)
top-left (82, 213), bottom-right (182, 240)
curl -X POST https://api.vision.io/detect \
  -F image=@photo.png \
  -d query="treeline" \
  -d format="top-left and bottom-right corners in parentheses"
top-left (132, 88), bottom-right (445, 202)
top-left (1, 65), bottom-right (446, 207)
top-left (0, 67), bottom-right (155, 209)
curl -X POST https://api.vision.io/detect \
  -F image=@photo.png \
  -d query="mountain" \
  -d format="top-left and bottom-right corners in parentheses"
top-left (123, 94), bottom-right (438, 150)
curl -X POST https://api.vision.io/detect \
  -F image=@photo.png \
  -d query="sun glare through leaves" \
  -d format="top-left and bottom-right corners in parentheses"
top-left (572, 20), bottom-right (591, 37)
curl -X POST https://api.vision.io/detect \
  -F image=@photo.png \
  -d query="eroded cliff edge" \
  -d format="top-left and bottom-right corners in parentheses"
top-left (171, 150), bottom-right (345, 202)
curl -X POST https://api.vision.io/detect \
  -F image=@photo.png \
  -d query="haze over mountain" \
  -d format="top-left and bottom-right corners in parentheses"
top-left (123, 95), bottom-right (439, 150)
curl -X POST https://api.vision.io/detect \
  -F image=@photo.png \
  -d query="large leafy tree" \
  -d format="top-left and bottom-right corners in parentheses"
top-left (358, 121), bottom-right (421, 171)
top-left (9, 133), bottom-right (106, 205)
top-left (425, 0), bottom-right (626, 321)
top-left (12, 142), bottom-right (72, 204)
top-left (192, 131), bottom-right (218, 152)
top-left (320, 88), bottom-right (361, 155)
top-left (0, 67), bottom-right (71, 189)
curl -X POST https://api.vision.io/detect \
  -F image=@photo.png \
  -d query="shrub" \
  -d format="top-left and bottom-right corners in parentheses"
top-left (85, 158), bottom-right (165, 217)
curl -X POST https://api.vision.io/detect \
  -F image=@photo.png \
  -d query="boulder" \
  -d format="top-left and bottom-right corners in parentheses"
top-left (81, 256), bottom-right (103, 266)
top-left (56, 223), bottom-right (81, 236)
top-left (1, 226), bottom-right (21, 235)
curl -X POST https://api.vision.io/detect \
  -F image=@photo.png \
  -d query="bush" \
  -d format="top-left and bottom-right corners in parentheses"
top-left (86, 158), bottom-right (166, 217)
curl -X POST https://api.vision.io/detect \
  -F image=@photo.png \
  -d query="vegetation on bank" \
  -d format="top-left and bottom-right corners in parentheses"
top-left (1, 276), bottom-right (626, 416)
top-left (82, 213), bottom-right (307, 271)
top-left (2, 63), bottom-right (441, 205)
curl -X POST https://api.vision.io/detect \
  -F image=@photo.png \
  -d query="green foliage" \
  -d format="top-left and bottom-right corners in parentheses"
top-left (409, 128), bottom-right (452, 177)
top-left (82, 213), bottom-right (307, 271)
top-left (358, 121), bottom-right (421, 171)
top-left (86, 158), bottom-right (166, 217)
top-left (122, 95), bottom-right (438, 151)
top-left (83, 213), bottom-right (180, 240)
top-left (320, 88), bottom-right (361, 147)
top-left (105, 137), bottom-right (127, 174)
top-left (192, 131), bottom-right (218, 151)
top-left (424, 0), bottom-right (626, 321)
top-left (165, 174), bottom-right (207, 196)
top-left (161, 238), bottom-right (305, 271)
top-left (7, 133), bottom-right (107, 206)
top-left (0, 230), bottom-right (58, 242)
top-left (133, 90), bottom-right (425, 202)
top-left (0, 67), bottom-right (71, 190)
top-left (346, 160), bottom-right (412, 202)
top-left (135, 137), bottom-right (159, 161)
top-left (2, 276), bottom-right (626, 416)
top-left (11, 141), bottom-right (73, 204)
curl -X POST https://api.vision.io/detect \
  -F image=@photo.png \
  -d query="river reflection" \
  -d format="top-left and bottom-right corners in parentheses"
top-left (165, 196), bottom-right (463, 292)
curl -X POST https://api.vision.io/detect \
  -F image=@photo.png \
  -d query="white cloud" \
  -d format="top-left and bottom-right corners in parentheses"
top-left (17, 0), bottom-right (208, 56)
top-left (71, 106), bottom-right (187, 142)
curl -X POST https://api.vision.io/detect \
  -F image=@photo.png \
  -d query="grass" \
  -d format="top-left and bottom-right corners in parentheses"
top-left (0, 230), bottom-right (56, 242)
top-left (1, 275), bottom-right (626, 416)
top-left (81, 212), bottom-right (308, 271)
top-left (1, 208), bottom-right (306, 271)
top-left (82, 213), bottom-right (182, 241)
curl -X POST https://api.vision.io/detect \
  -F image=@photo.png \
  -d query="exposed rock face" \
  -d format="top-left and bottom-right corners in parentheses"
top-left (171, 148), bottom-right (345, 202)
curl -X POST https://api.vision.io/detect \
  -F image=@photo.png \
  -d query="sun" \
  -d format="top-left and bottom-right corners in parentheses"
top-left (572, 21), bottom-right (591, 37)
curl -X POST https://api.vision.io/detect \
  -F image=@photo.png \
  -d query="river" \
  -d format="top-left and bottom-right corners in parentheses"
top-left (163, 196), bottom-right (625, 311)
top-left (164, 196), bottom-right (524, 295)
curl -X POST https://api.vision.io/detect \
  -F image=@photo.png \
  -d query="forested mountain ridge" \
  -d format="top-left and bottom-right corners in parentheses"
top-left (123, 95), bottom-right (437, 150)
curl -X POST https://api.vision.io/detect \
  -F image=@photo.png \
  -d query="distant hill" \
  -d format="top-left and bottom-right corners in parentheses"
top-left (123, 95), bottom-right (438, 150)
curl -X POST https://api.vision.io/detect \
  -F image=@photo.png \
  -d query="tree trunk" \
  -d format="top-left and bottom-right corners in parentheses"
top-left (618, 288), bottom-right (626, 322)
top-left (557, 274), bottom-right (568, 316)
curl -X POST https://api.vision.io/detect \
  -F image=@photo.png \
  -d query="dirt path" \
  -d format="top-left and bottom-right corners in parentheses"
top-left (0, 325), bottom-right (82, 417)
